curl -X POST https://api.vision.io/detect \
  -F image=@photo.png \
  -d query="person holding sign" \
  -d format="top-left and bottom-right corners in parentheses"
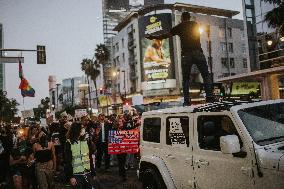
top-left (146, 12), bottom-right (213, 106)
top-left (115, 117), bottom-right (128, 182)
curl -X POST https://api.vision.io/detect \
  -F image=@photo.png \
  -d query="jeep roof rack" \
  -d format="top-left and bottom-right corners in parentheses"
top-left (192, 100), bottom-right (261, 113)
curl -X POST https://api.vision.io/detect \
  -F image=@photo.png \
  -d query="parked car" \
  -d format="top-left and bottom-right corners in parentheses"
top-left (138, 99), bottom-right (284, 189)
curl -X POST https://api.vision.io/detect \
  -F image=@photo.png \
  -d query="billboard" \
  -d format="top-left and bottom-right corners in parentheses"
top-left (231, 82), bottom-right (259, 95)
top-left (139, 13), bottom-right (175, 91)
top-left (129, 0), bottom-right (144, 10)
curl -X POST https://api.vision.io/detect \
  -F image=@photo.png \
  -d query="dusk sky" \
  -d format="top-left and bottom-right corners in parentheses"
top-left (0, 0), bottom-right (243, 111)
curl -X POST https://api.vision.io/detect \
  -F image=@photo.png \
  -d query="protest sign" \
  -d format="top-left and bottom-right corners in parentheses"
top-left (108, 129), bottom-right (139, 154)
top-left (75, 109), bottom-right (87, 118)
top-left (21, 110), bottom-right (34, 118)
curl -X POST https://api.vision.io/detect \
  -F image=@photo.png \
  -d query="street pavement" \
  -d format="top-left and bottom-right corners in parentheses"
top-left (55, 161), bottom-right (142, 189)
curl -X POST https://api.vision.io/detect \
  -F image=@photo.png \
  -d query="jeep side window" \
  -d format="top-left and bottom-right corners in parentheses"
top-left (198, 115), bottom-right (238, 151)
top-left (166, 116), bottom-right (189, 147)
top-left (143, 118), bottom-right (161, 143)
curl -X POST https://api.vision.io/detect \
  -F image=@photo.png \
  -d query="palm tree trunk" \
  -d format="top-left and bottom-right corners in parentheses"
top-left (87, 76), bottom-right (92, 114)
top-left (93, 79), bottom-right (99, 109)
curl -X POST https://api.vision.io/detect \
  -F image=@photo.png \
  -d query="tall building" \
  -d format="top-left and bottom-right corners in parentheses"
top-left (0, 24), bottom-right (5, 91)
top-left (110, 3), bottom-right (246, 104)
top-left (102, 0), bottom-right (164, 42)
top-left (243, 0), bottom-right (283, 70)
top-left (217, 1), bottom-right (283, 100)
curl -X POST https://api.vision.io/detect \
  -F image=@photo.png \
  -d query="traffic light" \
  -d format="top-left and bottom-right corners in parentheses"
top-left (37, 45), bottom-right (46, 64)
top-left (99, 87), bottom-right (103, 94)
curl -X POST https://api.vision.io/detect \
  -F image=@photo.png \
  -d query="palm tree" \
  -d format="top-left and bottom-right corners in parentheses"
top-left (81, 58), bottom-right (101, 108)
top-left (94, 44), bottom-right (110, 88)
top-left (262, 0), bottom-right (284, 35)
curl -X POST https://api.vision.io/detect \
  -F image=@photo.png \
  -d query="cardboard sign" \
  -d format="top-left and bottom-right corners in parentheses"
top-left (132, 95), bottom-right (144, 106)
top-left (21, 110), bottom-right (34, 118)
top-left (169, 118), bottom-right (186, 147)
top-left (75, 109), bottom-right (87, 118)
top-left (108, 129), bottom-right (140, 154)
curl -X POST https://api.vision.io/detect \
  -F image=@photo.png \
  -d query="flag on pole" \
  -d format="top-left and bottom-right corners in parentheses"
top-left (19, 59), bottom-right (24, 79)
top-left (18, 59), bottom-right (35, 97)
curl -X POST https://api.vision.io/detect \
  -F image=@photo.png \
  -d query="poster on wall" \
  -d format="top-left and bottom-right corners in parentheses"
top-left (139, 13), bottom-right (176, 91)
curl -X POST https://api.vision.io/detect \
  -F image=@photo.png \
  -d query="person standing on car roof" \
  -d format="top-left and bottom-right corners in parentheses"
top-left (146, 11), bottom-right (214, 106)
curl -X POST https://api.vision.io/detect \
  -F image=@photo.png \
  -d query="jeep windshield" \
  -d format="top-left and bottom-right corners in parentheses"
top-left (238, 102), bottom-right (284, 146)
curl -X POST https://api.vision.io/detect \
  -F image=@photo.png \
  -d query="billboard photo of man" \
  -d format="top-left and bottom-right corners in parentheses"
top-left (139, 13), bottom-right (175, 85)
top-left (144, 39), bottom-right (170, 66)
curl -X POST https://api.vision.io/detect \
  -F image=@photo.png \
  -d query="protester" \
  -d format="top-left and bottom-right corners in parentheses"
top-left (33, 132), bottom-right (56, 189)
top-left (96, 114), bottom-right (111, 171)
top-left (84, 115), bottom-right (99, 177)
top-left (115, 116), bottom-right (128, 181)
top-left (0, 126), bottom-right (13, 188)
top-left (65, 122), bottom-right (94, 188)
top-left (146, 11), bottom-right (214, 106)
top-left (9, 134), bottom-right (34, 189)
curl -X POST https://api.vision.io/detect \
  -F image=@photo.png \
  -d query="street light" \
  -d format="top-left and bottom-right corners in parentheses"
top-left (267, 40), bottom-right (273, 46)
top-left (198, 26), bottom-right (204, 34)
top-left (112, 71), bottom-right (118, 77)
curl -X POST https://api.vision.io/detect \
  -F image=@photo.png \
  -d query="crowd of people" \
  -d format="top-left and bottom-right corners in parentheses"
top-left (0, 110), bottom-right (141, 189)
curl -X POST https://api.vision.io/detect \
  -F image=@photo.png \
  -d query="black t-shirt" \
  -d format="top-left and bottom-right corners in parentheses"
top-left (171, 21), bottom-right (202, 54)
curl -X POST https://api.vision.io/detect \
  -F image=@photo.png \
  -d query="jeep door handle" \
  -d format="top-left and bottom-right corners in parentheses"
top-left (194, 159), bottom-right (209, 166)
top-left (166, 154), bottom-right (175, 159)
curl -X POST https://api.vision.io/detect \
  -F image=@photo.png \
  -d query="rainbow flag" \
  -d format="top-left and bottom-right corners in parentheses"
top-left (19, 60), bottom-right (35, 97)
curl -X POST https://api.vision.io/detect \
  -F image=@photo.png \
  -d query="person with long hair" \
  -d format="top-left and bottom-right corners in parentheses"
top-left (33, 132), bottom-right (56, 189)
top-left (9, 134), bottom-right (34, 189)
top-left (65, 122), bottom-right (93, 188)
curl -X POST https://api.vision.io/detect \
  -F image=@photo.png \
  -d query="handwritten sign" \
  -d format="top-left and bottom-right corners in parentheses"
top-left (108, 129), bottom-right (140, 154)
top-left (169, 118), bottom-right (186, 147)
top-left (21, 110), bottom-right (34, 118)
top-left (75, 109), bottom-right (87, 118)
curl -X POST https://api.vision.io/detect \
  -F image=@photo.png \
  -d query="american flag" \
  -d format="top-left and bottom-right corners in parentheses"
top-left (108, 129), bottom-right (139, 154)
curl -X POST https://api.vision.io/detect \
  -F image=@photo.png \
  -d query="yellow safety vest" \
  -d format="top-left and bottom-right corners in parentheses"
top-left (69, 140), bottom-right (90, 174)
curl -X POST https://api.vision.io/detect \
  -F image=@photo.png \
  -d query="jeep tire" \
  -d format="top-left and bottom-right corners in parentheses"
top-left (142, 168), bottom-right (165, 189)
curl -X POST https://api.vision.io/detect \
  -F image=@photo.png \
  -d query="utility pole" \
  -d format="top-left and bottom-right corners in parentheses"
top-left (56, 83), bottom-right (60, 110)
top-left (71, 78), bottom-right (74, 106)
top-left (207, 24), bottom-right (213, 83)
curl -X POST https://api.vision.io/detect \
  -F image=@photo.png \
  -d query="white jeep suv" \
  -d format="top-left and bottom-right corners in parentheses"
top-left (138, 100), bottom-right (284, 189)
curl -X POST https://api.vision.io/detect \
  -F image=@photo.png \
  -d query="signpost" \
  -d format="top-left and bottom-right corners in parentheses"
top-left (0, 57), bottom-right (24, 63)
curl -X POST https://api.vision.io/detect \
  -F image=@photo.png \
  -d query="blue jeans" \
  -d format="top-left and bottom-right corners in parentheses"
top-left (181, 50), bottom-right (213, 105)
